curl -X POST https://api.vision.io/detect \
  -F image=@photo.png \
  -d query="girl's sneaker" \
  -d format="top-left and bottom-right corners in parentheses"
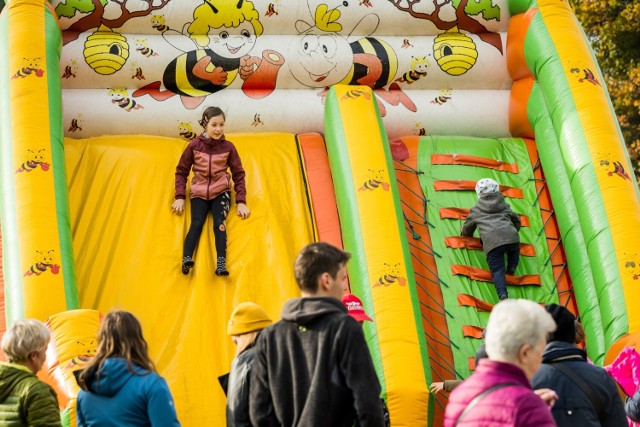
top-left (182, 256), bottom-right (195, 275)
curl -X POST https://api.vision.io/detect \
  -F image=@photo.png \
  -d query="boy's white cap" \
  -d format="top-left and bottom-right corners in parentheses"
top-left (475, 178), bottom-right (499, 196)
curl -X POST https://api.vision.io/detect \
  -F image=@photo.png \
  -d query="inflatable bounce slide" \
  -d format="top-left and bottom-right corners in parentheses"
top-left (1, 0), bottom-right (639, 425)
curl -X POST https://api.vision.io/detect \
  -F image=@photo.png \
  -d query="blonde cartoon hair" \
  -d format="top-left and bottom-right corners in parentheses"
top-left (188, 0), bottom-right (263, 47)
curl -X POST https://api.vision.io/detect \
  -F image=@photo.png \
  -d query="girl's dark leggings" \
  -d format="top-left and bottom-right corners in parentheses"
top-left (183, 192), bottom-right (230, 259)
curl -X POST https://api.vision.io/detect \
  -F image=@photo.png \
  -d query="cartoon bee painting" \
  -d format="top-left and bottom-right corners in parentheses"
top-left (265, 3), bottom-right (278, 16)
top-left (68, 118), bottom-right (83, 133)
top-left (372, 263), bottom-right (407, 287)
top-left (623, 254), bottom-right (640, 280)
top-left (251, 113), bottom-right (264, 126)
top-left (130, 62), bottom-right (145, 80)
top-left (395, 55), bottom-right (430, 84)
top-left (64, 339), bottom-right (97, 371)
top-left (109, 89), bottom-right (144, 112)
top-left (135, 39), bottom-right (159, 58)
top-left (61, 59), bottom-right (78, 79)
top-left (401, 38), bottom-right (413, 49)
top-left (570, 67), bottom-right (600, 86)
top-left (134, 0), bottom-right (284, 109)
top-left (608, 161), bottom-right (632, 181)
top-left (24, 250), bottom-right (60, 277)
top-left (359, 0), bottom-right (372, 7)
top-left (15, 149), bottom-right (50, 173)
top-left (288, 5), bottom-right (415, 116)
top-left (431, 89), bottom-right (452, 105)
top-left (358, 169), bottom-right (389, 191)
top-left (151, 14), bottom-right (169, 33)
top-left (12, 57), bottom-right (44, 79)
top-left (178, 122), bottom-right (197, 140)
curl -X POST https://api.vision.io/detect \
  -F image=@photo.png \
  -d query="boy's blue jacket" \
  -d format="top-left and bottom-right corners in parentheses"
top-left (77, 357), bottom-right (180, 427)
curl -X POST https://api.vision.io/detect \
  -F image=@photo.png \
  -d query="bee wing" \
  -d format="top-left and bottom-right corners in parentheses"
top-left (161, 29), bottom-right (197, 53)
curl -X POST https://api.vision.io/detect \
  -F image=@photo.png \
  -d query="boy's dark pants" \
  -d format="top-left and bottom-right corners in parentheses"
top-left (486, 242), bottom-right (520, 298)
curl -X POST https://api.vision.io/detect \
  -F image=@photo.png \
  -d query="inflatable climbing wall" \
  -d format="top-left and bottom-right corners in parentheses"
top-left (1, 0), bottom-right (639, 425)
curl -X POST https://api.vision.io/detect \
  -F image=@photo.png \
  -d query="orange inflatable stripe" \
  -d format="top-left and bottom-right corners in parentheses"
top-left (468, 357), bottom-right (477, 371)
top-left (509, 78), bottom-right (535, 139)
top-left (506, 8), bottom-right (537, 81)
top-left (297, 133), bottom-right (344, 250)
top-left (451, 264), bottom-right (541, 286)
top-left (462, 325), bottom-right (484, 339)
top-left (433, 181), bottom-right (524, 199)
top-left (445, 236), bottom-right (536, 256)
top-left (431, 154), bottom-right (519, 173)
top-left (438, 207), bottom-right (530, 226)
top-left (457, 294), bottom-right (494, 312)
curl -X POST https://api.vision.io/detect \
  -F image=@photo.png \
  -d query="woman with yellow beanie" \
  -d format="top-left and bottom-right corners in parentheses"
top-left (224, 302), bottom-right (272, 427)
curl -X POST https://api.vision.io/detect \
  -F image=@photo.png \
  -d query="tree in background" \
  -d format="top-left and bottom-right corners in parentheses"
top-left (570, 0), bottom-right (640, 183)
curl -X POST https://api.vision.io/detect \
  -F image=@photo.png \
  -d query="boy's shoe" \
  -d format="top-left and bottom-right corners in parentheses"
top-left (499, 294), bottom-right (509, 300)
top-left (182, 256), bottom-right (195, 275)
top-left (215, 257), bottom-right (229, 277)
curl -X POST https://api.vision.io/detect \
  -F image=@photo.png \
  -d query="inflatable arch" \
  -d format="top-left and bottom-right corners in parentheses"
top-left (1, 0), bottom-right (639, 425)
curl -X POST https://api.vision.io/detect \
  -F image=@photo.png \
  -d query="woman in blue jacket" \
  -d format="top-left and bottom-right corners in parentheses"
top-left (76, 311), bottom-right (180, 426)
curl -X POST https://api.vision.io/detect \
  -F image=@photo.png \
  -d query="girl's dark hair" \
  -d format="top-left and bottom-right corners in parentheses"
top-left (199, 106), bottom-right (225, 128)
top-left (77, 311), bottom-right (156, 391)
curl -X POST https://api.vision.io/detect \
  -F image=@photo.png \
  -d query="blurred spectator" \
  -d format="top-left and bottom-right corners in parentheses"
top-left (0, 319), bottom-right (60, 426)
top-left (531, 304), bottom-right (626, 427)
top-left (444, 299), bottom-right (557, 427)
top-left (224, 302), bottom-right (272, 427)
top-left (76, 310), bottom-right (180, 426)
top-left (250, 242), bottom-right (385, 426)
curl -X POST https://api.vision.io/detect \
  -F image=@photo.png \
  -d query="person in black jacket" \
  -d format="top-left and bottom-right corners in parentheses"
top-left (627, 387), bottom-right (640, 422)
top-left (249, 242), bottom-right (386, 427)
top-left (531, 304), bottom-right (627, 427)
top-left (223, 302), bottom-right (272, 427)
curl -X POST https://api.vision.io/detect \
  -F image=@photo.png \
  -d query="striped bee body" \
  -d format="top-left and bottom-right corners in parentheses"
top-left (164, 49), bottom-right (240, 97)
top-left (341, 37), bottom-right (397, 90)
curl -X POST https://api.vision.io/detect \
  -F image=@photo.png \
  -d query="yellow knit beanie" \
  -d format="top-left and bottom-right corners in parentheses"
top-left (227, 302), bottom-right (273, 336)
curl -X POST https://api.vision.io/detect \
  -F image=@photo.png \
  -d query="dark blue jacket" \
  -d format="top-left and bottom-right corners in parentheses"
top-left (531, 341), bottom-right (627, 427)
top-left (77, 358), bottom-right (180, 427)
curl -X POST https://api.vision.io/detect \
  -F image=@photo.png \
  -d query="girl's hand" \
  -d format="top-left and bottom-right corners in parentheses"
top-left (172, 199), bottom-right (185, 215)
top-left (237, 203), bottom-right (250, 219)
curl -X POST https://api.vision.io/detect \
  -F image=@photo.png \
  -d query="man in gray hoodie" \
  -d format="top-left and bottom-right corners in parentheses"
top-left (461, 178), bottom-right (521, 300)
top-left (249, 242), bottom-right (386, 427)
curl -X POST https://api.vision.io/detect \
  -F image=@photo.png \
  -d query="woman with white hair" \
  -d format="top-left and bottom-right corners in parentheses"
top-left (0, 319), bottom-right (60, 426)
top-left (444, 299), bottom-right (557, 426)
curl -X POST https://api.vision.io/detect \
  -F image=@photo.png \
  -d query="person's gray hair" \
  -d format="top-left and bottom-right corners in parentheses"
top-left (485, 299), bottom-right (555, 361)
top-left (1, 319), bottom-right (50, 362)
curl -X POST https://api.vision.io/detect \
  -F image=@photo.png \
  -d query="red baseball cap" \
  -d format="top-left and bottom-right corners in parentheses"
top-left (342, 293), bottom-right (373, 322)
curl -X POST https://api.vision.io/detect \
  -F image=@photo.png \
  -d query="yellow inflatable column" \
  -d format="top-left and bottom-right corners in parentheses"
top-left (324, 86), bottom-right (431, 426)
top-left (0, 0), bottom-right (78, 321)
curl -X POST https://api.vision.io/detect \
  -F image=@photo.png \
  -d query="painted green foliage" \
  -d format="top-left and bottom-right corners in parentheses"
top-left (55, 0), bottom-right (108, 18)
top-left (453, 0), bottom-right (501, 21)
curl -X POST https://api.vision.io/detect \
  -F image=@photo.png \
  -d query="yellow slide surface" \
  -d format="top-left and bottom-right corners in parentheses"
top-left (64, 133), bottom-right (313, 425)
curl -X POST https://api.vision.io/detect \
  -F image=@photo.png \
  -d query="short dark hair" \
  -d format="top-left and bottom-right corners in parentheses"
top-left (199, 106), bottom-right (225, 128)
top-left (294, 242), bottom-right (350, 293)
top-left (545, 303), bottom-right (576, 344)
